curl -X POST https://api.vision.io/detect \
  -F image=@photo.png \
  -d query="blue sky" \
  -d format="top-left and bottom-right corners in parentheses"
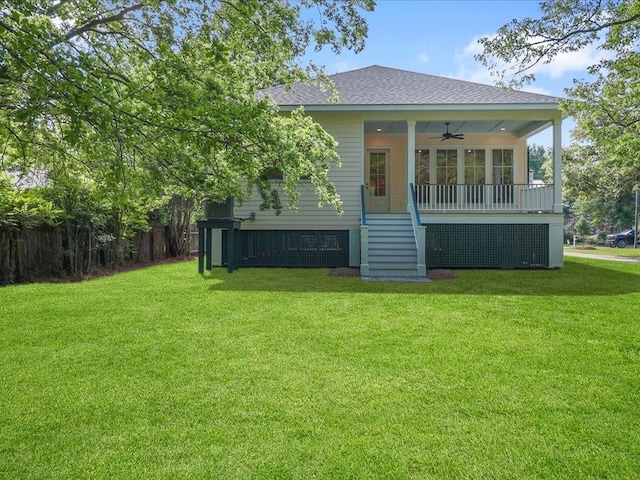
top-left (306, 0), bottom-right (605, 146)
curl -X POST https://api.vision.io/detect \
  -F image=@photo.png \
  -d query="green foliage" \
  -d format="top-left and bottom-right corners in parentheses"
top-left (0, 175), bottom-right (63, 228)
top-left (477, 0), bottom-right (640, 174)
top-left (254, 108), bottom-right (342, 214)
top-left (559, 144), bottom-right (637, 233)
top-left (0, 0), bottom-right (374, 214)
top-left (1, 0), bottom-right (375, 277)
top-left (476, 0), bottom-right (638, 89)
top-left (564, 51), bottom-right (640, 170)
top-left (527, 144), bottom-right (551, 182)
top-left (574, 216), bottom-right (591, 245)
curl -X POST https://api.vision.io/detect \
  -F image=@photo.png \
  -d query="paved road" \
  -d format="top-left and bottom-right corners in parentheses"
top-left (564, 251), bottom-right (640, 263)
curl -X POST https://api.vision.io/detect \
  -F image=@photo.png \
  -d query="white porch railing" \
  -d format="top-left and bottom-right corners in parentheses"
top-left (415, 184), bottom-right (554, 212)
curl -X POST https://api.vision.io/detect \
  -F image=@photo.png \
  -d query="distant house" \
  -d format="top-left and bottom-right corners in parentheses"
top-left (208, 65), bottom-right (565, 277)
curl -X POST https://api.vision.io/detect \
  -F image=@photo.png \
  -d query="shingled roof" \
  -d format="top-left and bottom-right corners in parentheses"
top-left (262, 65), bottom-right (558, 107)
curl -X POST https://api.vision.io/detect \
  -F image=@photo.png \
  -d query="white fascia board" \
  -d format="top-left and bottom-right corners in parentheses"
top-left (278, 103), bottom-right (559, 113)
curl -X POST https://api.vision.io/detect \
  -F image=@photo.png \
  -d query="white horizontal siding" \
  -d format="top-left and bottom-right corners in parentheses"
top-left (236, 113), bottom-right (362, 230)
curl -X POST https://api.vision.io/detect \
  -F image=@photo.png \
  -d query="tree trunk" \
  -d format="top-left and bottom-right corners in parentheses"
top-left (165, 194), bottom-right (194, 257)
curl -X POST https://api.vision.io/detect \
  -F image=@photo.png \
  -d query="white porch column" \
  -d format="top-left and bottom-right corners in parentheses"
top-left (407, 120), bottom-right (416, 211)
top-left (552, 118), bottom-right (563, 214)
top-left (549, 117), bottom-right (564, 268)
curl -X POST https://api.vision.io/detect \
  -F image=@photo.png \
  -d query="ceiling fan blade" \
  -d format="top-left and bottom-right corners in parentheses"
top-left (452, 134), bottom-right (465, 139)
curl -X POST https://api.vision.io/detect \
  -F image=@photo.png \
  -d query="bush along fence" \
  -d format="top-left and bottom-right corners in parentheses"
top-left (0, 186), bottom-right (196, 286)
top-left (0, 224), bottom-right (193, 286)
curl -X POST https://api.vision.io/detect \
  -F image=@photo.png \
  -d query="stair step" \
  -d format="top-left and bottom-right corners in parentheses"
top-left (368, 223), bottom-right (412, 229)
top-left (369, 234), bottom-right (415, 240)
top-left (367, 214), bottom-right (410, 219)
top-left (369, 240), bottom-right (417, 247)
top-left (369, 262), bottom-right (418, 270)
top-left (364, 214), bottom-right (421, 278)
top-left (369, 247), bottom-right (418, 257)
top-left (369, 226), bottom-right (413, 231)
top-left (369, 241), bottom-right (417, 247)
top-left (367, 218), bottom-right (412, 223)
top-left (368, 230), bottom-right (414, 238)
top-left (369, 252), bottom-right (418, 260)
top-left (367, 220), bottom-right (411, 226)
top-left (370, 243), bottom-right (416, 249)
top-left (365, 269), bottom-right (420, 277)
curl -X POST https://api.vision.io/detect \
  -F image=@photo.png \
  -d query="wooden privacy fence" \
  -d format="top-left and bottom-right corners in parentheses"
top-left (0, 225), bottom-right (187, 286)
top-left (0, 227), bottom-right (64, 285)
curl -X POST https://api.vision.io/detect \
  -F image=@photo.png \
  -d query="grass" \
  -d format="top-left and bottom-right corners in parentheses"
top-left (565, 244), bottom-right (640, 258)
top-left (1, 258), bottom-right (639, 479)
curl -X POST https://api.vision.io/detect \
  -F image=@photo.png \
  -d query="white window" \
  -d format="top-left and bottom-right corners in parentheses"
top-left (464, 149), bottom-right (486, 203)
top-left (415, 149), bottom-right (430, 185)
top-left (492, 149), bottom-right (514, 185)
top-left (492, 149), bottom-right (514, 203)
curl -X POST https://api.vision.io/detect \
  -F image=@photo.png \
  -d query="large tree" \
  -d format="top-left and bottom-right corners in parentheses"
top-left (552, 144), bottom-right (639, 233)
top-left (476, 0), bottom-right (640, 174)
top-left (0, 0), bottom-right (374, 212)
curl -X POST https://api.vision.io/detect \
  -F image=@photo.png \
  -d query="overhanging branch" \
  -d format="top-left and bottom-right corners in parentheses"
top-left (64, 3), bottom-right (146, 42)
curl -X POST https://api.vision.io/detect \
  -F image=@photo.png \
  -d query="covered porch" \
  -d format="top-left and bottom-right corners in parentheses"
top-left (359, 113), bottom-right (564, 276)
top-left (362, 115), bottom-right (563, 216)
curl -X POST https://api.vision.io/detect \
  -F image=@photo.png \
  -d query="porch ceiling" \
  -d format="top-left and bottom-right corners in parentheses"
top-left (364, 120), bottom-right (550, 138)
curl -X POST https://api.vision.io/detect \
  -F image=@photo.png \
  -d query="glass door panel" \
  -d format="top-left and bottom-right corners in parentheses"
top-left (436, 149), bottom-right (457, 204)
top-left (365, 150), bottom-right (390, 213)
top-left (415, 149), bottom-right (430, 205)
top-left (369, 151), bottom-right (386, 196)
top-left (464, 149), bottom-right (486, 204)
top-left (492, 149), bottom-right (514, 203)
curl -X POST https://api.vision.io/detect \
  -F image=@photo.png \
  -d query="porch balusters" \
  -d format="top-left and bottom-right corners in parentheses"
top-left (415, 184), bottom-right (554, 212)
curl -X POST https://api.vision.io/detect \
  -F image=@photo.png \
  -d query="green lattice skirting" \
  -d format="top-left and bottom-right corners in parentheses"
top-left (222, 230), bottom-right (350, 267)
top-left (425, 224), bottom-right (549, 269)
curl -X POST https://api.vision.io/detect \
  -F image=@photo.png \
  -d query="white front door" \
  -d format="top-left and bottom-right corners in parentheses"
top-left (365, 149), bottom-right (390, 213)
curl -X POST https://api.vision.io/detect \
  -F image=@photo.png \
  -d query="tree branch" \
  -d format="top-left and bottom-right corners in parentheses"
top-left (527, 13), bottom-right (640, 47)
top-left (64, 3), bottom-right (147, 42)
top-left (47, 0), bottom-right (74, 17)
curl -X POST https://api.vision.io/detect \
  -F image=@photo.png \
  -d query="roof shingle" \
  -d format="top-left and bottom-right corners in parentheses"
top-left (262, 65), bottom-right (558, 106)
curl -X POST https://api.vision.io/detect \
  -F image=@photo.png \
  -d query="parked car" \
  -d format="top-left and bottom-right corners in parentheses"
top-left (605, 228), bottom-right (638, 248)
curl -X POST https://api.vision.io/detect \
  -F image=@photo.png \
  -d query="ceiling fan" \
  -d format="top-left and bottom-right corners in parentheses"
top-left (430, 122), bottom-right (464, 141)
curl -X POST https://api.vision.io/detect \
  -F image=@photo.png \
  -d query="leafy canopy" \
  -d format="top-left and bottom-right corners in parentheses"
top-left (477, 0), bottom-right (640, 172)
top-left (0, 0), bottom-right (375, 213)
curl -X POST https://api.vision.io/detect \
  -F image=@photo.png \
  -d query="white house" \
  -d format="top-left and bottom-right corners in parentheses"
top-left (204, 65), bottom-right (564, 277)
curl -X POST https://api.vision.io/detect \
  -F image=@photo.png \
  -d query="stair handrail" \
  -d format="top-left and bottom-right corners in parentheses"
top-left (409, 183), bottom-right (421, 238)
top-left (360, 184), bottom-right (367, 225)
top-left (409, 183), bottom-right (427, 277)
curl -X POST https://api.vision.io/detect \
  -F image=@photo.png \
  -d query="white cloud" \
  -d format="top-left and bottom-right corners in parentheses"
top-left (451, 35), bottom-right (506, 85)
top-left (461, 35), bottom-right (486, 57)
top-left (528, 41), bottom-right (607, 78)
top-left (453, 34), bottom-right (609, 92)
top-left (418, 52), bottom-right (429, 64)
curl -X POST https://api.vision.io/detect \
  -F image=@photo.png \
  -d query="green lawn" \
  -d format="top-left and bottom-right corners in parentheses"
top-left (565, 245), bottom-right (640, 258)
top-left (1, 258), bottom-right (639, 479)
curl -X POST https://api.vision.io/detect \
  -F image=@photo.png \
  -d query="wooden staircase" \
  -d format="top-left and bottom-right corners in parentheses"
top-left (364, 214), bottom-right (422, 277)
